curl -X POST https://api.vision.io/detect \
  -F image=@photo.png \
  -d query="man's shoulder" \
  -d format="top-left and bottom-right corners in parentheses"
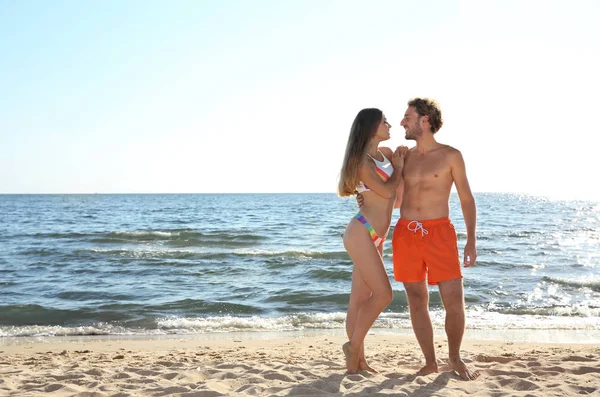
top-left (439, 144), bottom-right (460, 153)
top-left (434, 145), bottom-right (464, 169)
top-left (441, 145), bottom-right (468, 169)
top-left (438, 144), bottom-right (463, 158)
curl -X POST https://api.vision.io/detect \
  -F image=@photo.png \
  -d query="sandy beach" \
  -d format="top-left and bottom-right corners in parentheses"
top-left (1, 333), bottom-right (599, 396)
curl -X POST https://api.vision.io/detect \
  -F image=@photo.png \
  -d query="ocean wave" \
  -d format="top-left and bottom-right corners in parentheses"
top-left (234, 249), bottom-right (350, 261)
top-left (23, 229), bottom-right (266, 247)
top-left (146, 299), bottom-right (265, 316)
top-left (4, 227), bottom-right (266, 248)
top-left (78, 248), bottom-right (350, 262)
top-left (2, 310), bottom-right (599, 338)
top-left (0, 304), bottom-right (135, 326)
top-left (94, 230), bottom-right (266, 247)
top-left (455, 230), bottom-right (546, 241)
top-left (306, 268), bottom-right (351, 280)
top-left (265, 292), bottom-right (349, 306)
top-left (543, 276), bottom-right (600, 292)
top-left (466, 308), bottom-right (600, 329)
top-left (0, 324), bottom-right (131, 338)
top-left (157, 312), bottom-right (349, 333)
top-left (499, 306), bottom-right (600, 317)
top-left (471, 260), bottom-right (533, 269)
top-left (55, 291), bottom-right (139, 302)
top-left (30, 232), bottom-right (91, 240)
top-left (79, 248), bottom-right (202, 260)
top-left (0, 300), bottom-right (265, 330)
top-left (19, 248), bottom-right (63, 257)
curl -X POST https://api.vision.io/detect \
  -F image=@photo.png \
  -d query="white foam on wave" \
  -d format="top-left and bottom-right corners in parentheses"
top-left (544, 276), bottom-right (600, 292)
top-left (110, 231), bottom-right (177, 238)
top-left (157, 312), bottom-right (348, 333)
top-left (84, 247), bottom-right (202, 257)
top-left (0, 323), bottom-right (133, 338)
top-left (234, 249), bottom-right (315, 256)
top-left (2, 309), bottom-right (599, 339)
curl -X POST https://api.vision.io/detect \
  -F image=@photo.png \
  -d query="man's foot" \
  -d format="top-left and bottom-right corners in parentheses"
top-left (416, 362), bottom-right (439, 376)
top-left (449, 357), bottom-right (480, 381)
top-left (343, 342), bottom-right (359, 374)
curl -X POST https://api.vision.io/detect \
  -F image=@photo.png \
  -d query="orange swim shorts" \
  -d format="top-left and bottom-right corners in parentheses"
top-left (392, 218), bottom-right (462, 285)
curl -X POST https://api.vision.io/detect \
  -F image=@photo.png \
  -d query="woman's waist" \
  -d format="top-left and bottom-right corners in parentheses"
top-left (359, 193), bottom-right (395, 211)
top-left (353, 208), bottom-right (393, 230)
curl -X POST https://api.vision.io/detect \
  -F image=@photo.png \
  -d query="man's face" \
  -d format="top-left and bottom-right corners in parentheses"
top-left (400, 106), bottom-right (423, 141)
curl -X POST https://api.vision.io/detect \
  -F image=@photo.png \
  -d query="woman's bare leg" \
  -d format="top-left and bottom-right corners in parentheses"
top-left (343, 221), bottom-right (392, 373)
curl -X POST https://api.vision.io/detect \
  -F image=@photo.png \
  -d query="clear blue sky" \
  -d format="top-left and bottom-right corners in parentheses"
top-left (1, 0), bottom-right (598, 199)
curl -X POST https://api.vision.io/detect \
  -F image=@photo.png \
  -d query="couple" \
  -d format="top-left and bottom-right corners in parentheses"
top-left (338, 98), bottom-right (479, 380)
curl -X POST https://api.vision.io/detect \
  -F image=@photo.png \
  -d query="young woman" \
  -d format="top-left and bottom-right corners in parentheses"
top-left (338, 108), bottom-right (407, 373)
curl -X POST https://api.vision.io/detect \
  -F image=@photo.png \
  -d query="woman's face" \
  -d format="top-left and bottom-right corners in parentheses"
top-left (374, 115), bottom-right (391, 141)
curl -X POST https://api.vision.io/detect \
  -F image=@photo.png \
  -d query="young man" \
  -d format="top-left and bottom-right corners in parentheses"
top-left (394, 97), bottom-right (478, 380)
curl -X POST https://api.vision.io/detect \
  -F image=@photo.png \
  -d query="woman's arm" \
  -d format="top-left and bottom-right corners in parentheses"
top-left (357, 146), bottom-right (407, 199)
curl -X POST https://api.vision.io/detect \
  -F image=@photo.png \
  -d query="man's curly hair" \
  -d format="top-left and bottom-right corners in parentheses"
top-left (408, 98), bottom-right (443, 133)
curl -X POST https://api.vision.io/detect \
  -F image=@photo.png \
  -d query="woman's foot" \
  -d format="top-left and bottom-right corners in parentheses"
top-left (358, 357), bottom-right (378, 373)
top-left (343, 342), bottom-right (360, 374)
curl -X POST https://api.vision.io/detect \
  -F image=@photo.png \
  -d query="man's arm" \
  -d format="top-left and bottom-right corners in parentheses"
top-left (450, 149), bottom-right (477, 267)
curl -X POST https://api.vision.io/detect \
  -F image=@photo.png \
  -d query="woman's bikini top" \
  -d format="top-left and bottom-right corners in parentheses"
top-left (356, 150), bottom-right (394, 193)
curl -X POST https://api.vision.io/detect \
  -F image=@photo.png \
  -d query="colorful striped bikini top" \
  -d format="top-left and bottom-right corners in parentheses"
top-left (356, 150), bottom-right (393, 193)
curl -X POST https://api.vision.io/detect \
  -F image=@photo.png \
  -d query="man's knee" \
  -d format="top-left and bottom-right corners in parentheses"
top-left (405, 288), bottom-right (429, 310)
top-left (439, 278), bottom-right (465, 312)
top-left (439, 278), bottom-right (464, 295)
top-left (445, 299), bottom-right (464, 314)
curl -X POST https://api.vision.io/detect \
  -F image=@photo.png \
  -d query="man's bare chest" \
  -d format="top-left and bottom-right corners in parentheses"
top-left (403, 155), bottom-right (451, 184)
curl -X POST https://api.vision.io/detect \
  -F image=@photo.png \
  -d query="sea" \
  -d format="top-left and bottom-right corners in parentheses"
top-left (1, 193), bottom-right (599, 343)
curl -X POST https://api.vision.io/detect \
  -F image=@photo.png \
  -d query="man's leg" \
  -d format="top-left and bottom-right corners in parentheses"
top-left (404, 280), bottom-right (438, 375)
top-left (438, 278), bottom-right (480, 380)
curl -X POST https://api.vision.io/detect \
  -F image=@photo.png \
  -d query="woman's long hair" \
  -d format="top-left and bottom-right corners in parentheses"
top-left (337, 108), bottom-right (383, 197)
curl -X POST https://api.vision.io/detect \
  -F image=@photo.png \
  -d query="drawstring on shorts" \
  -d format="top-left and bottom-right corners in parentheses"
top-left (407, 220), bottom-right (429, 237)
